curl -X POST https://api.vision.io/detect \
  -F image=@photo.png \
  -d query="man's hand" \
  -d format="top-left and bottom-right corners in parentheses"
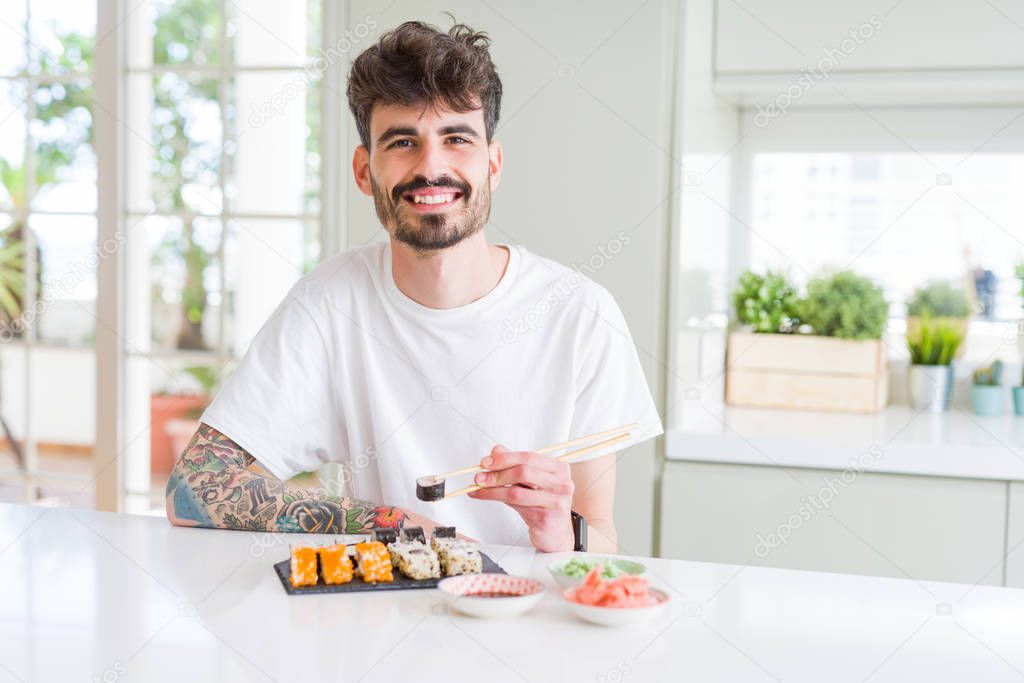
top-left (467, 445), bottom-right (575, 552)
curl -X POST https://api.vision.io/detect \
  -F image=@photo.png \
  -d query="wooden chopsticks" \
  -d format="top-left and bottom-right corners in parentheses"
top-left (441, 422), bottom-right (637, 500)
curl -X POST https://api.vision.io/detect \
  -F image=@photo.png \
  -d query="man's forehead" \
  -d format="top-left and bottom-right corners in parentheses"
top-left (370, 102), bottom-right (485, 136)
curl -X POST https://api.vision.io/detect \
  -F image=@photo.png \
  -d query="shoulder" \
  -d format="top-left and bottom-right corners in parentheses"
top-left (514, 245), bottom-right (621, 317)
top-left (284, 241), bottom-right (385, 309)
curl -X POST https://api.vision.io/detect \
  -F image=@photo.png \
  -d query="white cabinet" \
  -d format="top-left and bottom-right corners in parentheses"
top-left (1007, 482), bottom-right (1024, 587)
top-left (714, 0), bottom-right (1024, 75)
top-left (660, 461), bottom-right (1009, 586)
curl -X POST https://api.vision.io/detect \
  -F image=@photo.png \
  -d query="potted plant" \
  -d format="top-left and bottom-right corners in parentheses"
top-left (726, 270), bottom-right (890, 413)
top-left (971, 361), bottom-right (1004, 416)
top-left (151, 365), bottom-right (221, 474)
top-left (1013, 368), bottom-right (1024, 416)
top-left (906, 315), bottom-right (964, 412)
top-left (905, 281), bottom-right (972, 357)
top-left (797, 270), bottom-right (890, 341)
top-left (732, 270), bottom-right (801, 334)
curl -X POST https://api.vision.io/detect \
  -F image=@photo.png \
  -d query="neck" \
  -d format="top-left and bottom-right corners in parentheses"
top-left (390, 231), bottom-right (510, 309)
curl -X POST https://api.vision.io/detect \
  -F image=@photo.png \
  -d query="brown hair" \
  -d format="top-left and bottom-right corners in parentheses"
top-left (346, 20), bottom-right (502, 150)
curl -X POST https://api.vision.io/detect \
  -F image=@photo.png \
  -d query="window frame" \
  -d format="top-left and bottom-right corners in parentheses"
top-left (94, 0), bottom-right (347, 511)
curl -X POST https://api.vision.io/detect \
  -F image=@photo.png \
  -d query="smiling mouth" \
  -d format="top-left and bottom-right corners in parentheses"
top-left (401, 190), bottom-right (464, 210)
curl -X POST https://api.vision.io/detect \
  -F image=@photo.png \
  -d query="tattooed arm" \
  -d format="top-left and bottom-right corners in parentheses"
top-left (165, 423), bottom-right (411, 533)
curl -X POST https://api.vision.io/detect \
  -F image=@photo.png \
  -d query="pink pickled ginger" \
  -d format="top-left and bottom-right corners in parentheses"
top-left (568, 565), bottom-right (658, 608)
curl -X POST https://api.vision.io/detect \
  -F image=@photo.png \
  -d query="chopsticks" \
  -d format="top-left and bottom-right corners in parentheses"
top-left (441, 422), bottom-right (637, 500)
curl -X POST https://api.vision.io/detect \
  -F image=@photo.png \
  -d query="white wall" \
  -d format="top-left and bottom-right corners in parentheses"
top-left (342, 1), bottom-right (678, 555)
top-left (715, 0), bottom-right (1024, 75)
top-left (668, 0), bottom-right (740, 435)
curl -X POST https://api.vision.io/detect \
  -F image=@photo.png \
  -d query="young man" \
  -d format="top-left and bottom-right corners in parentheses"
top-left (165, 20), bottom-right (661, 553)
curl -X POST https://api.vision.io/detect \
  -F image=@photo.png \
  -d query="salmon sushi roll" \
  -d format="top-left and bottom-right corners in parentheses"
top-left (354, 541), bottom-right (393, 583)
top-left (289, 546), bottom-right (319, 588)
top-left (319, 543), bottom-right (354, 585)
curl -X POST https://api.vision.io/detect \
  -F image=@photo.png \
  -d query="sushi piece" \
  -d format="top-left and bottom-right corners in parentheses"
top-left (401, 526), bottom-right (427, 544)
top-left (354, 541), bottom-right (393, 583)
top-left (319, 543), bottom-right (354, 585)
top-left (289, 546), bottom-right (319, 588)
top-left (393, 543), bottom-right (441, 580)
top-left (373, 527), bottom-right (399, 546)
top-left (436, 540), bottom-right (482, 576)
top-left (387, 540), bottom-right (412, 566)
top-left (430, 526), bottom-right (457, 554)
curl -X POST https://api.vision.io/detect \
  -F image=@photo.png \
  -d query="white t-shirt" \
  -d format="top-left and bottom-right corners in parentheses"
top-left (201, 240), bottom-right (662, 546)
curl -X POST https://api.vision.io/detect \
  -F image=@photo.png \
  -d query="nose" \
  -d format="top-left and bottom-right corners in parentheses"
top-left (410, 136), bottom-right (450, 181)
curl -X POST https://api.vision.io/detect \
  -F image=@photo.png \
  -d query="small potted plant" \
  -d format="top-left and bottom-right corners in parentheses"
top-left (906, 281), bottom-right (972, 357)
top-left (732, 269), bottom-right (801, 334)
top-left (971, 360), bottom-right (1004, 416)
top-left (797, 270), bottom-right (890, 341)
top-left (907, 314), bottom-right (964, 412)
top-left (1013, 368), bottom-right (1024, 416)
top-left (726, 269), bottom-right (890, 413)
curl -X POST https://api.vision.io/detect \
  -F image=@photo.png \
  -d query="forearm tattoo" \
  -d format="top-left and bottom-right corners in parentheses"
top-left (165, 423), bottom-right (406, 533)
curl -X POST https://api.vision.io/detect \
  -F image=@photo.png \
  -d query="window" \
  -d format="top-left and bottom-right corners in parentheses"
top-left (119, 0), bottom-right (325, 510)
top-left (730, 105), bottom-right (1024, 367)
top-left (749, 151), bottom-right (1024, 321)
top-left (0, 2), bottom-right (97, 504)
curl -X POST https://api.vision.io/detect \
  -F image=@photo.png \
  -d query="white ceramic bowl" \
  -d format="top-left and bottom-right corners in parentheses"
top-left (438, 574), bottom-right (545, 619)
top-left (562, 587), bottom-right (670, 627)
top-left (547, 557), bottom-right (648, 589)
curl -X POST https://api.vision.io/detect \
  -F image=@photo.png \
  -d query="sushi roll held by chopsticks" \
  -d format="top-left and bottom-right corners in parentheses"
top-left (416, 423), bottom-right (637, 501)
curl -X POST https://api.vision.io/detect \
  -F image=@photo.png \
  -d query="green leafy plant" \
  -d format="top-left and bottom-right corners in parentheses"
top-left (906, 281), bottom-right (971, 318)
top-left (0, 238), bottom-right (26, 322)
top-left (1015, 262), bottom-right (1024, 311)
top-left (906, 316), bottom-right (965, 365)
top-left (731, 269), bottom-right (800, 333)
top-left (0, 28), bottom-right (94, 336)
top-left (183, 365), bottom-right (218, 394)
top-left (973, 360), bottom-right (1003, 386)
top-left (798, 271), bottom-right (889, 340)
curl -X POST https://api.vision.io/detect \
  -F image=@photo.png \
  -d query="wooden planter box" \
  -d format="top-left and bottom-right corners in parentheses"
top-left (725, 332), bottom-right (889, 413)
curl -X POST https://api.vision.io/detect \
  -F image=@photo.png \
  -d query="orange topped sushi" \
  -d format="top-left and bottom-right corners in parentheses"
top-left (354, 541), bottom-right (393, 583)
top-left (320, 543), bottom-right (354, 585)
top-left (289, 546), bottom-right (319, 588)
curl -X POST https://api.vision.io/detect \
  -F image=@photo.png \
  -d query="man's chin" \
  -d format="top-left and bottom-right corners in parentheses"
top-left (390, 212), bottom-right (483, 252)
top-left (393, 228), bottom-right (471, 252)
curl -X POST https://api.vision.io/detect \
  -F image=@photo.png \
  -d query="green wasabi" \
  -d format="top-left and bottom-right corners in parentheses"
top-left (559, 558), bottom-right (623, 579)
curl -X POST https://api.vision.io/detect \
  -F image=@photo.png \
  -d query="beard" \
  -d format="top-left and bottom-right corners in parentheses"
top-left (371, 172), bottom-right (491, 252)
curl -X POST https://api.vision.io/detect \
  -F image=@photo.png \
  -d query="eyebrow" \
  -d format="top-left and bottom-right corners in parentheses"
top-left (375, 123), bottom-right (482, 147)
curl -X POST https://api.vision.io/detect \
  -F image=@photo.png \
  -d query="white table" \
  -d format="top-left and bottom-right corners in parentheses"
top-left (1, 503), bottom-right (1022, 682)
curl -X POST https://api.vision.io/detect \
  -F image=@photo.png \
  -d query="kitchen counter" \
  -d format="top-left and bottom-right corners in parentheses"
top-left (2, 503), bottom-right (1023, 682)
top-left (667, 404), bottom-right (1024, 481)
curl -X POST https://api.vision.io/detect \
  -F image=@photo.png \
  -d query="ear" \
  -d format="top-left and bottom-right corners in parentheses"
top-left (352, 145), bottom-right (373, 196)
top-left (487, 140), bottom-right (503, 192)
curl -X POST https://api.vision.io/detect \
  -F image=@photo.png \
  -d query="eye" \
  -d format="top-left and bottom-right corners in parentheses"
top-left (388, 139), bottom-right (414, 149)
top-left (447, 136), bottom-right (470, 144)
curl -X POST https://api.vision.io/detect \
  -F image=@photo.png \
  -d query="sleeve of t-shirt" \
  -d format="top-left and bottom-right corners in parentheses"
top-left (568, 283), bottom-right (664, 462)
top-left (199, 288), bottom-right (342, 481)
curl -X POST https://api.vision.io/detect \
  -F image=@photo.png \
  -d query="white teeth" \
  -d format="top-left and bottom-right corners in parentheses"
top-left (411, 193), bottom-right (455, 205)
